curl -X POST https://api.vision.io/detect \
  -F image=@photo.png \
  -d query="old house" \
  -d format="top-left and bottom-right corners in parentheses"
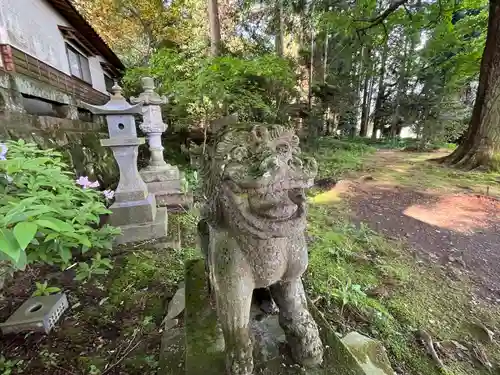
top-left (0, 0), bottom-right (124, 117)
top-left (0, 0), bottom-right (124, 185)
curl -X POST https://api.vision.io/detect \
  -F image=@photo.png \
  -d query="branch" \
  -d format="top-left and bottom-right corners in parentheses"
top-left (357, 0), bottom-right (409, 32)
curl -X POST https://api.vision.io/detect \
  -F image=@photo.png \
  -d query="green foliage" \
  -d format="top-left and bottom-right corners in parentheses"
top-left (123, 48), bottom-right (297, 128)
top-left (75, 253), bottom-right (114, 282)
top-left (0, 140), bottom-right (119, 278)
top-left (0, 356), bottom-right (23, 375)
top-left (331, 277), bottom-right (368, 315)
top-left (308, 137), bottom-right (376, 178)
top-left (32, 281), bottom-right (61, 296)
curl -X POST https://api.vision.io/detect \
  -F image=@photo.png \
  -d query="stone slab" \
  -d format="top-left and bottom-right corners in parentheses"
top-left (108, 194), bottom-right (157, 226)
top-left (113, 207), bottom-right (168, 245)
top-left (159, 259), bottom-right (378, 375)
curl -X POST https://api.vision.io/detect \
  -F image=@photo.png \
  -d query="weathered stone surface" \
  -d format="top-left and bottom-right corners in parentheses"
top-left (164, 283), bottom-right (186, 322)
top-left (0, 294), bottom-right (69, 334)
top-left (113, 206), bottom-right (168, 245)
top-left (107, 194), bottom-right (156, 226)
top-left (341, 332), bottom-right (395, 375)
top-left (192, 123), bottom-right (321, 375)
top-left (159, 259), bottom-right (390, 375)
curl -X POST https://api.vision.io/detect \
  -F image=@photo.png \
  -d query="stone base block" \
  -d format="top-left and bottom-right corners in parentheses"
top-left (160, 259), bottom-right (394, 375)
top-left (155, 191), bottom-right (193, 212)
top-left (140, 166), bottom-right (180, 183)
top-left (108, 194), bottom-right (156, 226)
top-left (146, 180), bottom-right (183, 195)
top-left (113, 207), bottom-right (168, 245)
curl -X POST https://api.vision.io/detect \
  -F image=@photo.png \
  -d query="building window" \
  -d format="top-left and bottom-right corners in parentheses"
top-left (104, 73), bottom-right (114, 93)
top-left (66, 44), bottom-right (91, 84)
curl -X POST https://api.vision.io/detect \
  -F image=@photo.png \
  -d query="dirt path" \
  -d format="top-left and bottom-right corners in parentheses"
top-left (347, 150), bottom-right (500, 301)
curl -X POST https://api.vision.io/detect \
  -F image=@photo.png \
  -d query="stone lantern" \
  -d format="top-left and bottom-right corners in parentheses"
top-left (83, 83), bottom-right (168, 244)
top-left (131, 77), bottom-right (192, 212)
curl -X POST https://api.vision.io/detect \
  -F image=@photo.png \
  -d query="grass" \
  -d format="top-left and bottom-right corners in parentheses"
top-left (304, 138), bottom-right (500, 375)
top-left (306, 137), bottom-right (376, 179)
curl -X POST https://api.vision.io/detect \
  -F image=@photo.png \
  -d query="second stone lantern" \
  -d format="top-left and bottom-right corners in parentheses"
top-left (131, 77), bottom-right (192, 212)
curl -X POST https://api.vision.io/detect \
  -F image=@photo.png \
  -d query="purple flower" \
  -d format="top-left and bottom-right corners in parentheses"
top-left (103, 189), bottom-right (115, 200)
top-left (0, 143), bottom-right (7, 160)
top-left (76, 176), bottom-right (100, 189)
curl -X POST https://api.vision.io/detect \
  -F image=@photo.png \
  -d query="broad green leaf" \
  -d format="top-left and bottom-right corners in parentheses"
top-left (36, 217), bottom-right (73, 232)
top-left (59, 247), bottom-right (72, 264)
top-left (15, 250), bottom-right (27, 270)
top-left (35, 219), bottom-right (61, 232)
top-left (0, 229), bottom-right (21, 262)
top-left (13, 222), bottom-right (38, 250)
top-left (63, 233), bottom-right (91, 248)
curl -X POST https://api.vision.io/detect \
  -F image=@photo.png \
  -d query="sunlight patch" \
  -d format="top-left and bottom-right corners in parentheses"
top-left (310, 189), bottom-right (342, 204)
top-left (403, 194), bottom-right (500, 234)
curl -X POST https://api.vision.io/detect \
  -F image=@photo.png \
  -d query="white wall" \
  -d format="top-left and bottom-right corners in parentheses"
top-left (0, 0), bottom-right (110, 94)
top-left (89, 56), bottom-right (108, 93)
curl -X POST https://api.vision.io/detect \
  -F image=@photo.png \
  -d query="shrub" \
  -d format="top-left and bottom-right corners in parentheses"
top-left (0, 140), bottom-right (120, 279)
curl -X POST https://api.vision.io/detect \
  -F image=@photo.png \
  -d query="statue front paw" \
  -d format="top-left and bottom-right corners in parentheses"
top-left (287, 321), bottom-right (323, 367)
top-left (292, 333), bottom-right (323, 367)
top-left (226, 347), bottom-right (254, 375)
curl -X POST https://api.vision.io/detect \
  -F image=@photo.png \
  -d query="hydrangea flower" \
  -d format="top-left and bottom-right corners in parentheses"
top-left (76, 176), bottom-right (100, 189)
top-left (103, 189), bottom-right (115, 200)
top-left (0, 143), bottom-right (7, 160)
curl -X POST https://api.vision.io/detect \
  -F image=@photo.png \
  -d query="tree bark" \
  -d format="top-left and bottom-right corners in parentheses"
top-left (390, 35), bottom-right (409, 138)
top-left (442, 0), bottom-right (500, 170)
top-left (359, 47), bottom-right (372, 137)
top-left (275, 0), bottom-right (284, 57)
top-left (372, 41), bottom-right (389, 140)
top-left (208, 0), bottom-right (222, 56)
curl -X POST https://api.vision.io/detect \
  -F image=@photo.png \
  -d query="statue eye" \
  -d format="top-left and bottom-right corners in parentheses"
top-left (276, 143), bottom-right (290, 154)
top-left (231, 146), bottom-right (247, 161)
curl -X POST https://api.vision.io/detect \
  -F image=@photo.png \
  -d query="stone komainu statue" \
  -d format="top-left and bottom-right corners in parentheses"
top-left (192, 123), bottom-right (323, 375)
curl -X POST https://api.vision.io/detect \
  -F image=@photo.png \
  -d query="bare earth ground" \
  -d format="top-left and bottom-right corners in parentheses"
top-left (345, 150), bottom-right (500, 302)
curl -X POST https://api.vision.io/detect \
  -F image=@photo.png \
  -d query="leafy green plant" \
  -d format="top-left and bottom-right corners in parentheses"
top-left (32, 281), bottom-right (61, 296)
top-left (0, 140), bottom-right (120, 278)
top-left (0, 355), bottom-right (23, 375)
top-left (75, 253), bottom-right (113, 282)
top-left (332, 277), bottom-right (367, 316)
top-left (88, 364), bottom-right (101, 375)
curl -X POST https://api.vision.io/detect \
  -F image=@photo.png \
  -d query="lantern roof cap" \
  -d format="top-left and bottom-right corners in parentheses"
top-left (83, 82), bottom-right (143, 115)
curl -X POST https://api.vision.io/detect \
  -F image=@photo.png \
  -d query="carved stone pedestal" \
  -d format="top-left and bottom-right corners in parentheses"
top-left (140, 165), bottom-right (192, 212)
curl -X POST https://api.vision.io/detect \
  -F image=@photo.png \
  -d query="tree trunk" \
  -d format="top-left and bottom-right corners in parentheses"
top-left (275, 0), bottom-right (284, 57)
top-left (442, 0), bottom-right (500, 170)
top-left (390, 35), bottom-right (409, 138)
top-left (208, 0), bottom-right (222, 56)
top-left (359, 46), bottom-right (372, 137)
top-left (372, 42), bottom-right (389, 140)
